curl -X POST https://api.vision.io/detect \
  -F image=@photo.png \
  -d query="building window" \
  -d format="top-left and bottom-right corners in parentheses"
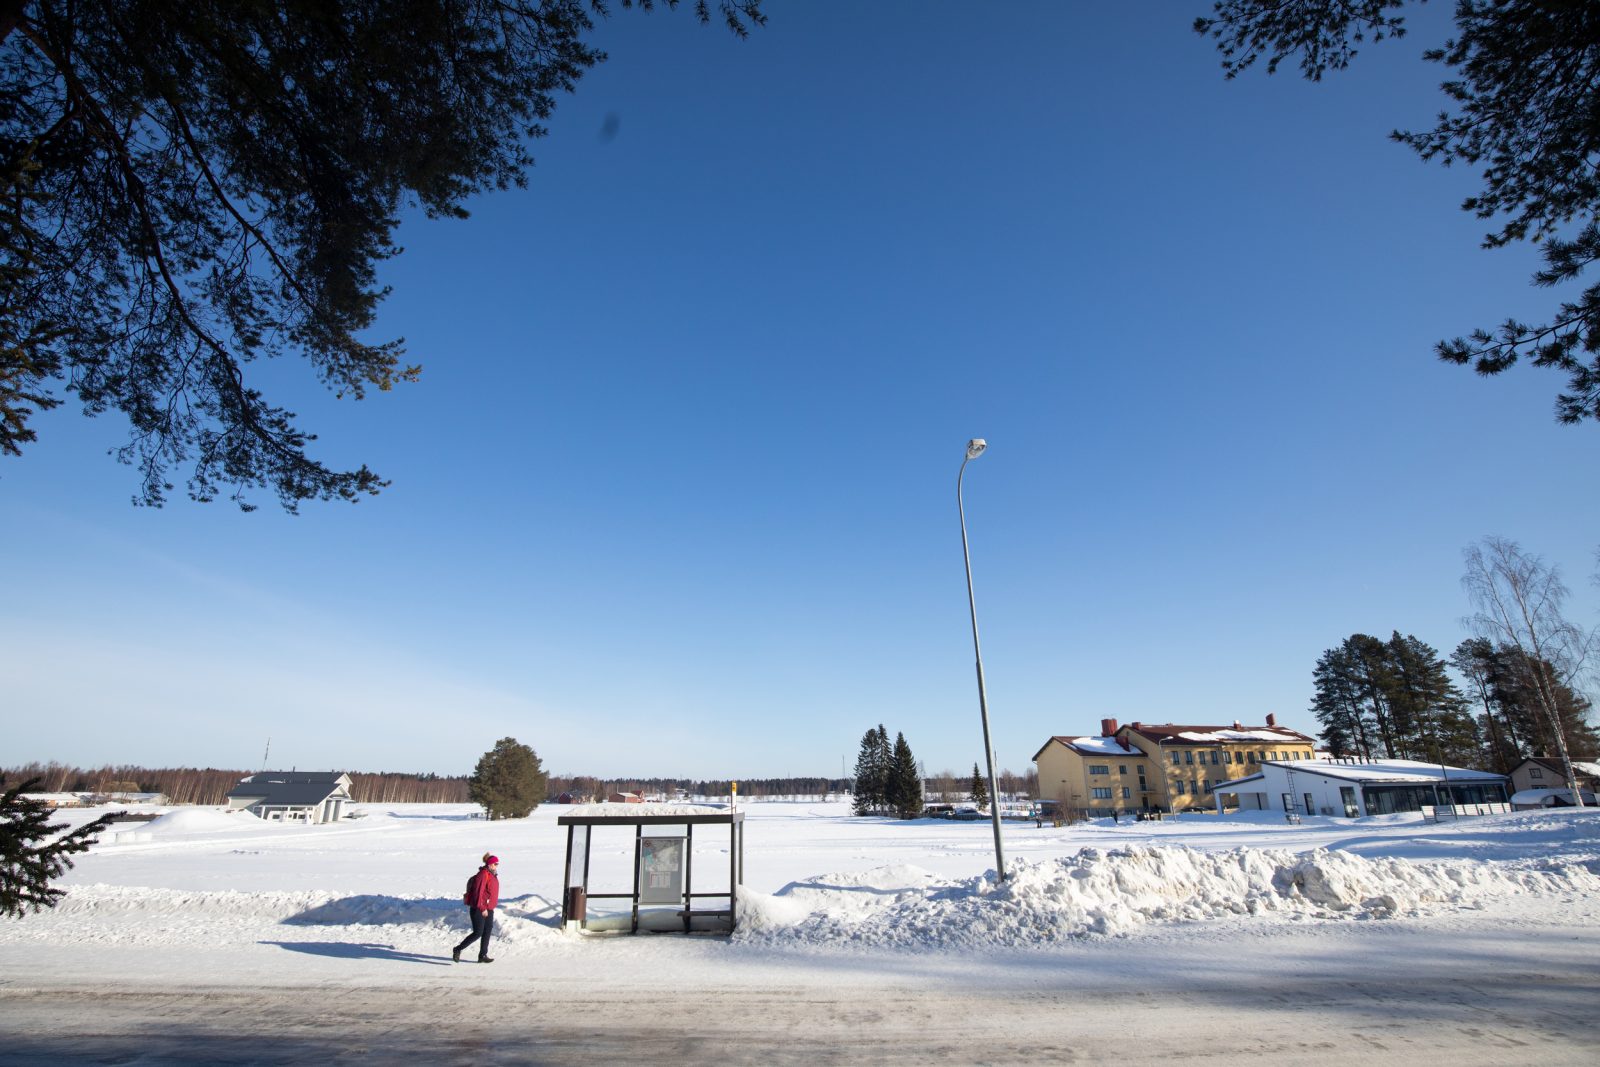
top-left (1092, 788), bottom-right (1112, 800)
top-left (1210, 751), bottom-right (1219, 764)
top-left (1184, 751), bottom-right (1194, 764)
top-left (1122, 787), bottom-right (1131, 799)
top-left (1119, 765), bottom-right (1128, 775)
top-left (1170, 752), bottom-right (1181, 765)
top-left (1222, 751), bottom-right (1232, 764)
top-left (1089, 765), bottom-right (1110, 775)
top-left (1175, 780), bottom-right (1187, 794)
top-left (1531, 767), bottom-right (1543, 778)
top-left (1204, 781), bottom-right (1214, 793)
top-left (1247, 752), bottom-right (1256, 764)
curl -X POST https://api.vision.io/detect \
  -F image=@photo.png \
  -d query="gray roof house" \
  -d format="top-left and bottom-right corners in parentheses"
top-left (1509, 756), bottom-right (1600, 804)
top-left (226, 771), bottom-right (352, 824)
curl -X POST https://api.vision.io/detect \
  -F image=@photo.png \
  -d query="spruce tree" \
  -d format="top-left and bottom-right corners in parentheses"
top-left (970, 763), bottom-right (989, 810)
top-left (889, 733), bottom-right (923, 819)
top-left (1, 777), bottom-right (116, 919)
top-left (851, 728), bottom-right (882, 816)
top-left (466, 737), bottom-right (547, 820)
top-left (875, 726), bottom-right (892, 810)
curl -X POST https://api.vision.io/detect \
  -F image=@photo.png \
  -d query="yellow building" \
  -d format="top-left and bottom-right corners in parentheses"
top-left (1033, 716), bottom-right (1317, 816)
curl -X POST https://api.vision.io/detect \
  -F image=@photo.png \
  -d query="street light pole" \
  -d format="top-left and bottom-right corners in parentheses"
top-left (958, 438), bottom-right (1007, 882)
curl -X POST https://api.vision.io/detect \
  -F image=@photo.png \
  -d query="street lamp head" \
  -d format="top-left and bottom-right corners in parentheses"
top-left (965, 439), bottom-right (987, 460)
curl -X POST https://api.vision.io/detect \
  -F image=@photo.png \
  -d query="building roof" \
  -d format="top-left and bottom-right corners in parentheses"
top-left (1516, 756), bottom-right (1600, 779)
top-left (228, 782), bottom-right (348, 806)
top-left (234, 771), bottom-right (351, 786)
top-left (1032, 735), bottom-right (1143, 760)
top-left (18, 792), bottom-right (85, 804)
top-left (1121, 723), bottom-right (1317, 746)
top-left (1214, 757), bottom-right (1505, 791)
top-left (227, 771), bottom-right (350, 807)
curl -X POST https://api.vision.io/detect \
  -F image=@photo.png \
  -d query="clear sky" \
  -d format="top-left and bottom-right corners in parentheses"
top-left (5, 2), bottom-right (1597, 781)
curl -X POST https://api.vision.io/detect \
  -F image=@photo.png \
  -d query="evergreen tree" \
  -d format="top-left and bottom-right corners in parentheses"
top-left (875, 725), bottom-right (892, 811)
top-left (969, 763), bottom-right (989, 810)
top-left (888, 733), bottom-right (923, 819)
top-left (0, 1), bottom-right (765, 507)
top-left (1313, 631), bottom-right (1481, 764)
top-left (1310, 642), bottom-right (1369, 757)
top-left (1452, 637), bottom-right (1519, 774)
top-left (1484, 646), bottom-right (1600, 761)
top-left (1310, 634), bottom-right (1393, 757)
top-left (467, 737), bottom-right (547, 820)
top-left (1384, 632), bottom-right (1479, 765)
top-left (851, 728), bottom-right (883, 816)
top-left (1, 777), bottom-right (116, 918)
top-left (1196, 1), bottom-right (1600, 424)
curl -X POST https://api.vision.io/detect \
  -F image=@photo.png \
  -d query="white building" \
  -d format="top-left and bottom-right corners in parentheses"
top-left (225, 771), bottom-right (352, 823)
top-left (1214, 757), bottom-right (1509, 818)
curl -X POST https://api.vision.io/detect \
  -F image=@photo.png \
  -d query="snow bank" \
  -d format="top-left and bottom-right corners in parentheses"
top-left (735, 845), bottom-right (1600, 949)
top-left (140, 808), bottom-right (261, 835)
top-left (20, 886), bottom-right (559, 948)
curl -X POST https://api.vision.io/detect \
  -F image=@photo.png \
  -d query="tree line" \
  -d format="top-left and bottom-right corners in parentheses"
top-left (1313, 632), bottom-right (1596, 770)
top-left (851, 725), bottom-right (924, 818)
top-left (544, 775), bottom-right (854, 800)
top-left (924, 766), bottom-right (1037, 803)
top-left (1, 763), bottom-right (862, 806)
top-left (0, 764), bottom-right (471, 805)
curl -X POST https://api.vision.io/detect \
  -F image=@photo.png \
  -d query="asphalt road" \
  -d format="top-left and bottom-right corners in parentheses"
top-left (4, 924), bottom-right (1596, 1066)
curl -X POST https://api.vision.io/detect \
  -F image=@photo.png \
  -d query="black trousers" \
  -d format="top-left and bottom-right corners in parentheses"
top-left (454, 907), bottom-right (494, 958)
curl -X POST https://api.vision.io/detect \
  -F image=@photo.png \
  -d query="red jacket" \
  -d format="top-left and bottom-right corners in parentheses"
top-left (467, 867), bottom-right (499, 911)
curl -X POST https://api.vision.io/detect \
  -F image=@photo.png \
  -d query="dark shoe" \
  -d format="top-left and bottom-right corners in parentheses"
top-left (478, 957), bottom-right (494, 963)
top-left (452, 947), bottom-right (461, 963)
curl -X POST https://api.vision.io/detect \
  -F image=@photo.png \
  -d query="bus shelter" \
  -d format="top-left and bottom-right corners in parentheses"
top-left (557, 807), bottom-right (744, 934)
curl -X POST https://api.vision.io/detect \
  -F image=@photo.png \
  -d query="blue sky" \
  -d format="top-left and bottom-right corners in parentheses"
top-left (5, 2), bottom-right (1597, 781)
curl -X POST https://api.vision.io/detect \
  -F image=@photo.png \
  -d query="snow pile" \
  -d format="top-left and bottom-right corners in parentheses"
top-left (735, 845), bottom-right (1600, 948)
top-left (23, 885), bottom-right (558, 948)
top-left (138, 808), bottom-right (260, 835)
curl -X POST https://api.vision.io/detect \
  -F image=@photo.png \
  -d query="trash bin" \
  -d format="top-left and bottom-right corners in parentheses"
top-left (564, 885), bottom-right (586, 923)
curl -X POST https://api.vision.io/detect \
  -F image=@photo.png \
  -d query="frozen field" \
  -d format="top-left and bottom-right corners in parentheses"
top-left (3, 801), bottom-right (1598, 1065)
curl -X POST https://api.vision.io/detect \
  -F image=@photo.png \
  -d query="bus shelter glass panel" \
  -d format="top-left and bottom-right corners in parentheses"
top-left (638, 836), bottom-right (686, 905)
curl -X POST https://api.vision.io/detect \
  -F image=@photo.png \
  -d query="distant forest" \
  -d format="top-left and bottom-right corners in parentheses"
top-left (1, 764), bottom-right (863, 805)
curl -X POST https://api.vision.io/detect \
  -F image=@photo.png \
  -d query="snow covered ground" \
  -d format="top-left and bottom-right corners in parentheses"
top-left (4, 801), bottom-right (1598, 1065)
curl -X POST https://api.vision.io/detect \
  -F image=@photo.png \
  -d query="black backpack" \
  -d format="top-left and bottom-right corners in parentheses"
top-left (463, 872), bottom-right (477, 905)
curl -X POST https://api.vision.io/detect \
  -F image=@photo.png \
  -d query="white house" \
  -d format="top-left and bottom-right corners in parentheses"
top-left (1213, 757), bottom-right (1509, 818)
top-left (225, 771), bottom-right (352, 823)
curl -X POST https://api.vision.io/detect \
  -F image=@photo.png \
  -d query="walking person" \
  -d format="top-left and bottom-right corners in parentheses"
top-left (452, 853), bottom-right (500, 963)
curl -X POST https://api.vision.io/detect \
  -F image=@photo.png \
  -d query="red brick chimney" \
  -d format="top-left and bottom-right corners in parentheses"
top-left (1265, 713), bottom-right (1277, 727)
top-left (1101, 717), bottom-right (1119, 737)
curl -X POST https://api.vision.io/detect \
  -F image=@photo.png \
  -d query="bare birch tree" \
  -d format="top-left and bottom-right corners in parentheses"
top-left (1462, 537), bottom-right (1597, 806)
